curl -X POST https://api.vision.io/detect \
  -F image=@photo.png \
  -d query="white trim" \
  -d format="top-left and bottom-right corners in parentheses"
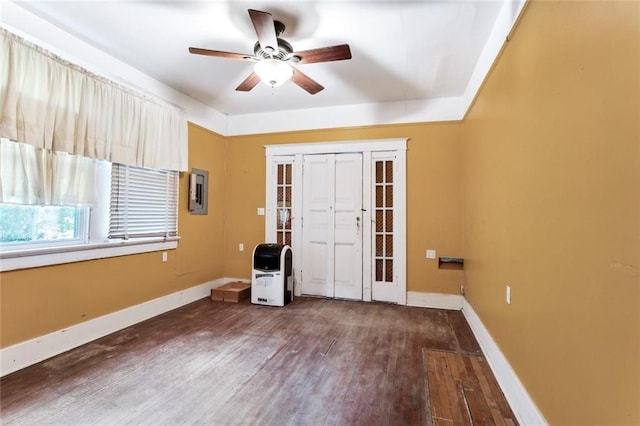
top-left (406, 291), bottom-right (464, 310)
top-left (0, 239), bottom-right (179, 272)
top-left (227, 98), bottom-right (464, 136)
top-left (2, 1), bottom-right (525, 136)
top-left (265, 138), bottom-right (407, 157)
top-left (361, 150), bottom-right (372, 302)
top-left (462, 299), bottom-right (548, 426)
top-left (0, 278), bottom-right (228, 377)
top-left (218, 277), bottom-right (251, 285)
top-left (407, 292), bottom-right (547, 424)
top-left (292, 154), bottom-right (303, 296)
top-left (393, 150), bottom-right (407, 305)
top-left (462, 0), bottom-right (527, 115)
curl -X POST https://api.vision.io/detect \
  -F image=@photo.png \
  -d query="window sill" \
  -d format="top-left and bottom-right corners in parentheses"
top-left (0, 237), bottom-right (180, 272)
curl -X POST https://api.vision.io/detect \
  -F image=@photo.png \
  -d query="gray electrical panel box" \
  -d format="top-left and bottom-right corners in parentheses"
top-left (189, 168), bottom-right (208, 215)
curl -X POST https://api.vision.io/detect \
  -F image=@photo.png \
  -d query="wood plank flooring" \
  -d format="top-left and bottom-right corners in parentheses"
top-left (0, 296), bottom-right (517, 425)
top-left (425, 350), bottom-right (516, 426)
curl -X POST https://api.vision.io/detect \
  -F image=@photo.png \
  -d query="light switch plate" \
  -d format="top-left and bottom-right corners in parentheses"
top-left (257, 208), bottom-right (265, 216)
top-left (426, 250), bottom-right (436, 259)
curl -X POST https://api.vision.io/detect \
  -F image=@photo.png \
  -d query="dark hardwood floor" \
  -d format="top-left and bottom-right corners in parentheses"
top-left (0, 296), bottom-right (517, 425)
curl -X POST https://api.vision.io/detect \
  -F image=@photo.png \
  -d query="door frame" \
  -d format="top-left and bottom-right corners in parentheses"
top-left (265, 138), bottom-right (407, 304)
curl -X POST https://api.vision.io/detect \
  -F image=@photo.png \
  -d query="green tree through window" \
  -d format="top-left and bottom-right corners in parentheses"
top-left (0, 204), bottom-right (80, 243)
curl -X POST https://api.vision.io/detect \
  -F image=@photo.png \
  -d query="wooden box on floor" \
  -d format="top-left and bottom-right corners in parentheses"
top-left (211, 282), bottom-right (251, 303)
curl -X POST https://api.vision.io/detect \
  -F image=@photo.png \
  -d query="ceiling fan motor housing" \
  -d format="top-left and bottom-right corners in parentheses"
top-left (253, 38), bottom-right (293, 60)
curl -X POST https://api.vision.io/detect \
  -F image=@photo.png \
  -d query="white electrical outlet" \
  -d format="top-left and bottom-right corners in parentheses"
top-left (162, 251), bottom-right (168, 263)
top-left (506, 285), bottom-right (511, 304)
top-left (257, 208), bottom-right (265, 216)
top-left (426, 250), bottom-right (436, 259)
top-left (239, 243), bottom-right (244, 252)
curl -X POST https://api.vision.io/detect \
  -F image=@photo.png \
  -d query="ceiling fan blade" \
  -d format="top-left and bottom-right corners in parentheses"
top-left (189, 47), bottom-right (255, 61)
top-left (235, 72), bottom-right (262, 92)
top-left (248, 9), bottom-right (278, 55)
top-left (292, 44), bottom-right (352, 64)
top-left (291, 68), bottom-right (324, 95)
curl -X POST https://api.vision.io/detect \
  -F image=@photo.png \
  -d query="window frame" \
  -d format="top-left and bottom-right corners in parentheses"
top-left (0, 162), bottom-right (180, 272)
top-left (0, 204), bottom-right (90, 250)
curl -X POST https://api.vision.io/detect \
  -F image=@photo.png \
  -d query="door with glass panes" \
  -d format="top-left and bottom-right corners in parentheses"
top-left (265, 142), bottom-right (406, 304)
top-left (371, 154), bottom-right (399, 303)
top-left (273, 161), bottom-right (293, 247)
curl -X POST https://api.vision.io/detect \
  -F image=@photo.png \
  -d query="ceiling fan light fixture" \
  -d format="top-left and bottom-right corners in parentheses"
top-left (254, 58), bottom-right (293, 87)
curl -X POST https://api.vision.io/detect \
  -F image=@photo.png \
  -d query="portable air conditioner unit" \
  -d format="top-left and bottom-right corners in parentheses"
top-left (251, 243), bottom-right (293, 307)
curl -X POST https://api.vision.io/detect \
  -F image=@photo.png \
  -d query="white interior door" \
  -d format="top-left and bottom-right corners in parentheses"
top-left (334, 154), bottom-right (363, 299)
top-left (301, 155), bottom-right (332, 297)
top-left (265, 138), bottom-right (406, 305)
top-left (301, 153), bottom-right (362, 299)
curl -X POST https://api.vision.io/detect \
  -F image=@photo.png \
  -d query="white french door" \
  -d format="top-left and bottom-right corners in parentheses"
top-left (371, 153), bottom-right (403, 303)
top-left (265, 139), bottom-right (406, 304)
top-left (301, 153), bottom-right (363, 299)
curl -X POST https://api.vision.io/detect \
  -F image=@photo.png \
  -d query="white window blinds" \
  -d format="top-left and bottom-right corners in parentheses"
top-left (109, 164), bottom-right (178, 239)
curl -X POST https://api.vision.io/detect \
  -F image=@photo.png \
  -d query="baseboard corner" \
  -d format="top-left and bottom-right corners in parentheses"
top-left (406, 291), bottom-right (463, 310)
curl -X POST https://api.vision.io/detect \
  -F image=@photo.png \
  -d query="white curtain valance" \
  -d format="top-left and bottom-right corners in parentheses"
top-left (0, 27), bottom-right (188, 172)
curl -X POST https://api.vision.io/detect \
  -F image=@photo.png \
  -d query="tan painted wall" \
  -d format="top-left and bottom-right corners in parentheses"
top-left (0, 122), bottom-right (226, 348)
top-left (6, 4), bottom-right (636, 423)
top-left (176, 123), bottom-right (226, 287)
top-left (461, 1), bottom-right (640, 424)
top-left (223, 124), bottom-right (465, 294)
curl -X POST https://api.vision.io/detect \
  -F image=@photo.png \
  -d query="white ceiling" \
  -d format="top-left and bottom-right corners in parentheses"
top-left (2, 1), bottom-right (525, 135)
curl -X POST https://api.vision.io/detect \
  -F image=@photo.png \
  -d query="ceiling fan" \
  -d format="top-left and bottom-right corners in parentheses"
top-left (189, 9), bottom-right (352, 95)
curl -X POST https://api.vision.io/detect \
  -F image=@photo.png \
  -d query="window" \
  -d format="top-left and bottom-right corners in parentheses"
top-left (0, 204), bottom-right (89, 248)
top-left (109, 164), bottom-right (179, 240)
top-left (1, 28), bottom-right (186, 271)
top-left (1, 161), bottom-right (180, 271)
top-left (0, 136), bottom-right (97, 251)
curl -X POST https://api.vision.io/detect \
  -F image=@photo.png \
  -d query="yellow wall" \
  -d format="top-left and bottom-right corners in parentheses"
top-left (0, 122), bottom-right (226, 347)
top-left (461, 1), bottom-right (639, 424)
top-left (223, 124), bottom-right (464, 294)
top-left (3, 3), bottom-right (638, 423)
top-left (176, 123), bottom-right (226, 287)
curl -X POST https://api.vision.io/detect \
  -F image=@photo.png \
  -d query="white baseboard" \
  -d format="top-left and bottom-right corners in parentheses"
top-left (462, 299), bottom-right (547, 426)
top-left (219, 277), bottom-right (251, 285)
top-left (406, 291), bottom-right (464, 310)
top-left (406, 291), bottom-right (546, 425)
top-left (1, 284), bottom-right (546, 426)
top-left (0, 278), bottom-right (228, 377)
